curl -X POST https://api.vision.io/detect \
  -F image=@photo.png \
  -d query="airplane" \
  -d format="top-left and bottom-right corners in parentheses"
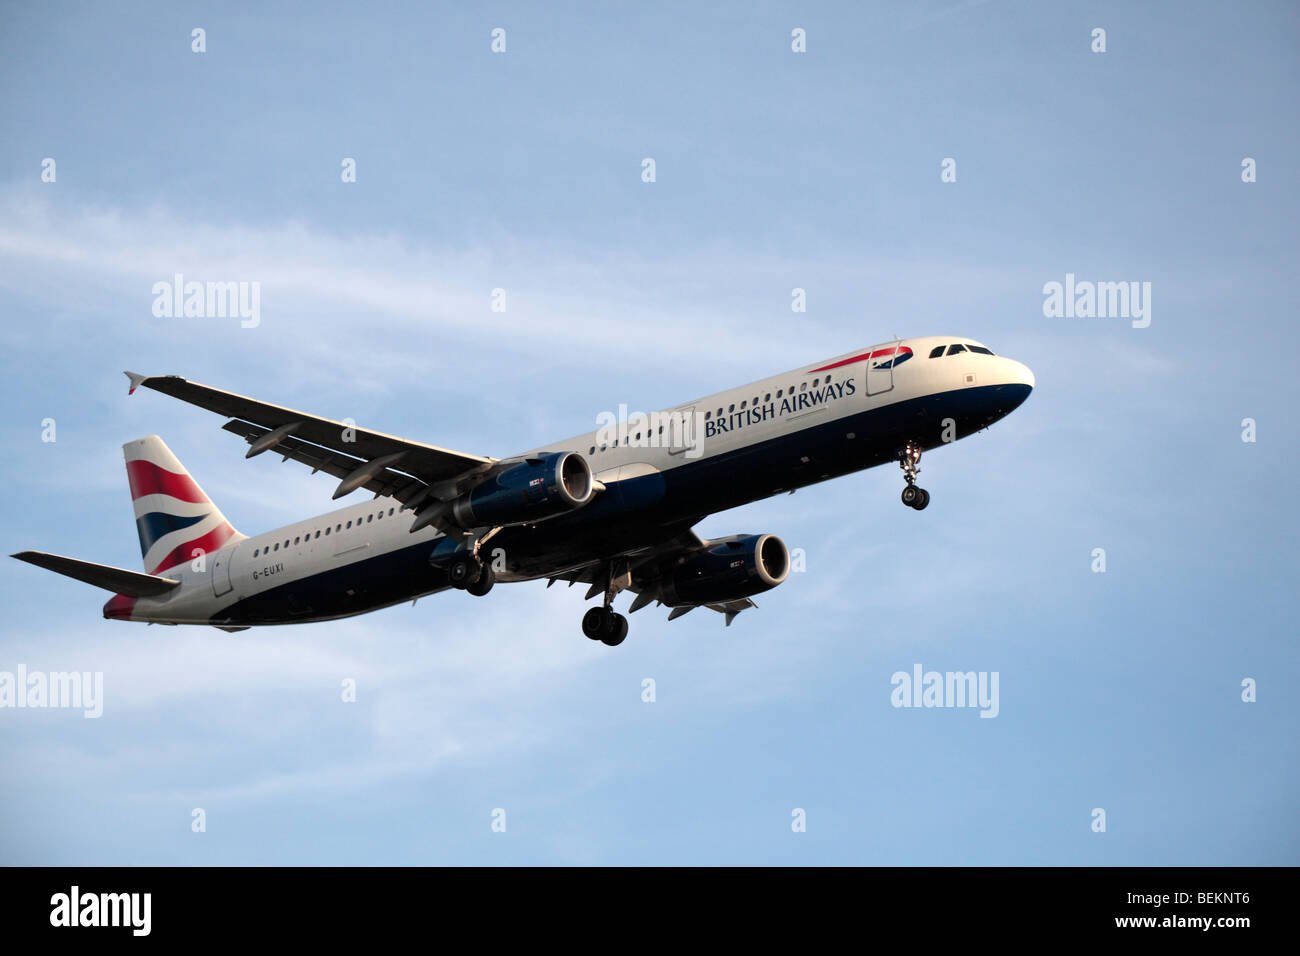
top-left (12, 336), bottom-right (1033, 646)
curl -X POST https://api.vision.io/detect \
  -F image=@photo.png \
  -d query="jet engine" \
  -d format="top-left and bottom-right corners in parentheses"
top-left (658, 533), bottom-right (790, 607)
top-left (449, 451), bottom-right (594, 528)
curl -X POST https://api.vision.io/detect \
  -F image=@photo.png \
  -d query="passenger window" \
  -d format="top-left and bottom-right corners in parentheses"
top-left (800, 382), bottom-right (807, 391)
top-left (253, 548), bottom-right (259, 557)
top-left (367, 514), bottom-right (373, 523)
top-left (825, 373), bottom-right (833, 382)
top-left (740, 401), bottom-right (747, 410)
top-left (325, 527), bottom-right (330, 536)
top-left (728, 404), bottom-right (735, 412)
top-left (284, 540), bottom-right (289, 548)
top-left (294, 536), bottom-right (300, 545)
top-left (273, 543), bottom-right (279, 551)
top-left (716, 408), bottom-right (723, 416)
top-left (589, 445), bottom-right (595, 454)
top-left (764, 393), bottom-right (771, 402)
top-left (812, 378), bottom-right (819, 387)
top-left (346, 520), bottom-right (352, 529)
top-left (376, 511), bottom-right (381, 520)
top-left (336, 524), bottom-right (342, 532)
top-left (389, 508), bottom-right (394, 516)
top-left (777, 389), bottom-right (783, 398)
top-left (315, 530), bottom-right (320, 538)
top-left (947, 344), bottom-right (967, 355)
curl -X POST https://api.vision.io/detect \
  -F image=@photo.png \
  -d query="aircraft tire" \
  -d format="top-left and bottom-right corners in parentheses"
top-left (582, 606), bottom-right (608, 640)
top-left (447, 553), bottom-right (481, 589)
top-left (466, 564), bottom-right (495, 596)
top-left (601, 613), bottom-right (628, 647)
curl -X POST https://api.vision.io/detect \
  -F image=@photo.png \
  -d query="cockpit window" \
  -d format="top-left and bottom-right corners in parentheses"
top-left (968, 345), bottom-right (995, 355)
top-left (946, 344), bottom-right (967, 355)
top-left (929, 346), bottom-right (945, 358)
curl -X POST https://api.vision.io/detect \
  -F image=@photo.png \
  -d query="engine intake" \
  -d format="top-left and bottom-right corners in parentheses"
top-left (451, 451), bottom-right (594, 529)
top-left (659, 533), bottom-right (790, 607)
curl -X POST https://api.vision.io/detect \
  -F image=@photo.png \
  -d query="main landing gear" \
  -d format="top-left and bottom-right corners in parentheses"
top-left (582, 606), bottom-right (628, 646)
top-left (580, 562), bottom-right (630, 646)
top-left (898, 441), bottom-right (931, 511)
top-left (447, 552), bottom-right (495, 596)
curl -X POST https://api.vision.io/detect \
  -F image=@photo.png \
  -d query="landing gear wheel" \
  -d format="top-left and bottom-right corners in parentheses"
top-left (582, 607), bottom-right (608, 640)
top-left (581, 607), bottom-right (628, 645)
top-left (911, 488), bottom-right (930, 511)
top-left (466, 564), bottom-right (496, 596)
top-left (601, 613), bottom-right (629, 647)
top-left (901, 484), bottom-right (920, 507)
top-left (447, 553), bottom-right (482, 590)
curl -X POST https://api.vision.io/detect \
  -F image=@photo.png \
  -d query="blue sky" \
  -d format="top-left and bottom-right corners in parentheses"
top-left (1, 0), bottom-right (1296, 864)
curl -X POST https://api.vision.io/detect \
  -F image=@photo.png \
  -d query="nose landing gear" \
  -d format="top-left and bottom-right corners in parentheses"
top-left (898, 441), bottom-right (930, 511)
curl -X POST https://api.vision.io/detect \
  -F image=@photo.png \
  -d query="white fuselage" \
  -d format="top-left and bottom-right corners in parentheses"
top-left (122, 336), bottom-right (1034, 626)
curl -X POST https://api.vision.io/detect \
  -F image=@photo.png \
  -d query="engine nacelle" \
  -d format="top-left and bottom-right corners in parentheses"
top-left (659, 533), bottom-right (790, 607)
top-left (450, 452), bottom-right (594, 528)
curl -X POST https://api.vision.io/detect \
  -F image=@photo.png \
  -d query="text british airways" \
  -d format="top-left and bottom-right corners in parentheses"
top-left (705, 379), bottom-right (856, 439)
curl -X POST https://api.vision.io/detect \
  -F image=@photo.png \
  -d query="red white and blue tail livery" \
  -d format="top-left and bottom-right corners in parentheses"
top-left (125, 436), bottom-right (244, 575)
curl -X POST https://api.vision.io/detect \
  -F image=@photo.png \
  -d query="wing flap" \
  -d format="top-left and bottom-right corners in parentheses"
top-left (12, 551), bottom-right (182, 597)
top-left (220, 420), bottom-right (433, 505)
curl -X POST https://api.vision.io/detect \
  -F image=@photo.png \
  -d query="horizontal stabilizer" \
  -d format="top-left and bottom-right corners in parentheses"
top-left (11, 551), bottom-right (182, 597)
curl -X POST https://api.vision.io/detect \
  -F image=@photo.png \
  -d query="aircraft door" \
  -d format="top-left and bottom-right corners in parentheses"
top-left (865, 341), bottom-right (900, 396)
top-left (665, 405), bottom-right (698, 457)
top-left (211, 544), bottom-right (236, 598)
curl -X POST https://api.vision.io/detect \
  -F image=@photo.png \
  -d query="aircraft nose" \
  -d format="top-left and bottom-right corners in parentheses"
top-left (1010, 359), bottom-right (1035, 391)
top-left (979, 357), bottom-right (1035, 423)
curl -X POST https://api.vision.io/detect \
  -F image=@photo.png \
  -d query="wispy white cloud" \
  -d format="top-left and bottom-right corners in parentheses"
top-left (0, 563), bottom-right (852, 818)
top-left (0, 186), bottom-right (1034, 395)
top-left (0, 188), bottom-right (769, 378)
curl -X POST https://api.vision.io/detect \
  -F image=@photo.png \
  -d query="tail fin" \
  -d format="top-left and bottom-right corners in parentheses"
top-left (123, 436), bottom-right (244, 575)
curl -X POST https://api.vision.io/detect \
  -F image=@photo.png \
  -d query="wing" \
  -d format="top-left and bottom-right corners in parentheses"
top-left (547, 530), bottom-right (758, 627)
top-left (125, 372), bottom-right (497, 521)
